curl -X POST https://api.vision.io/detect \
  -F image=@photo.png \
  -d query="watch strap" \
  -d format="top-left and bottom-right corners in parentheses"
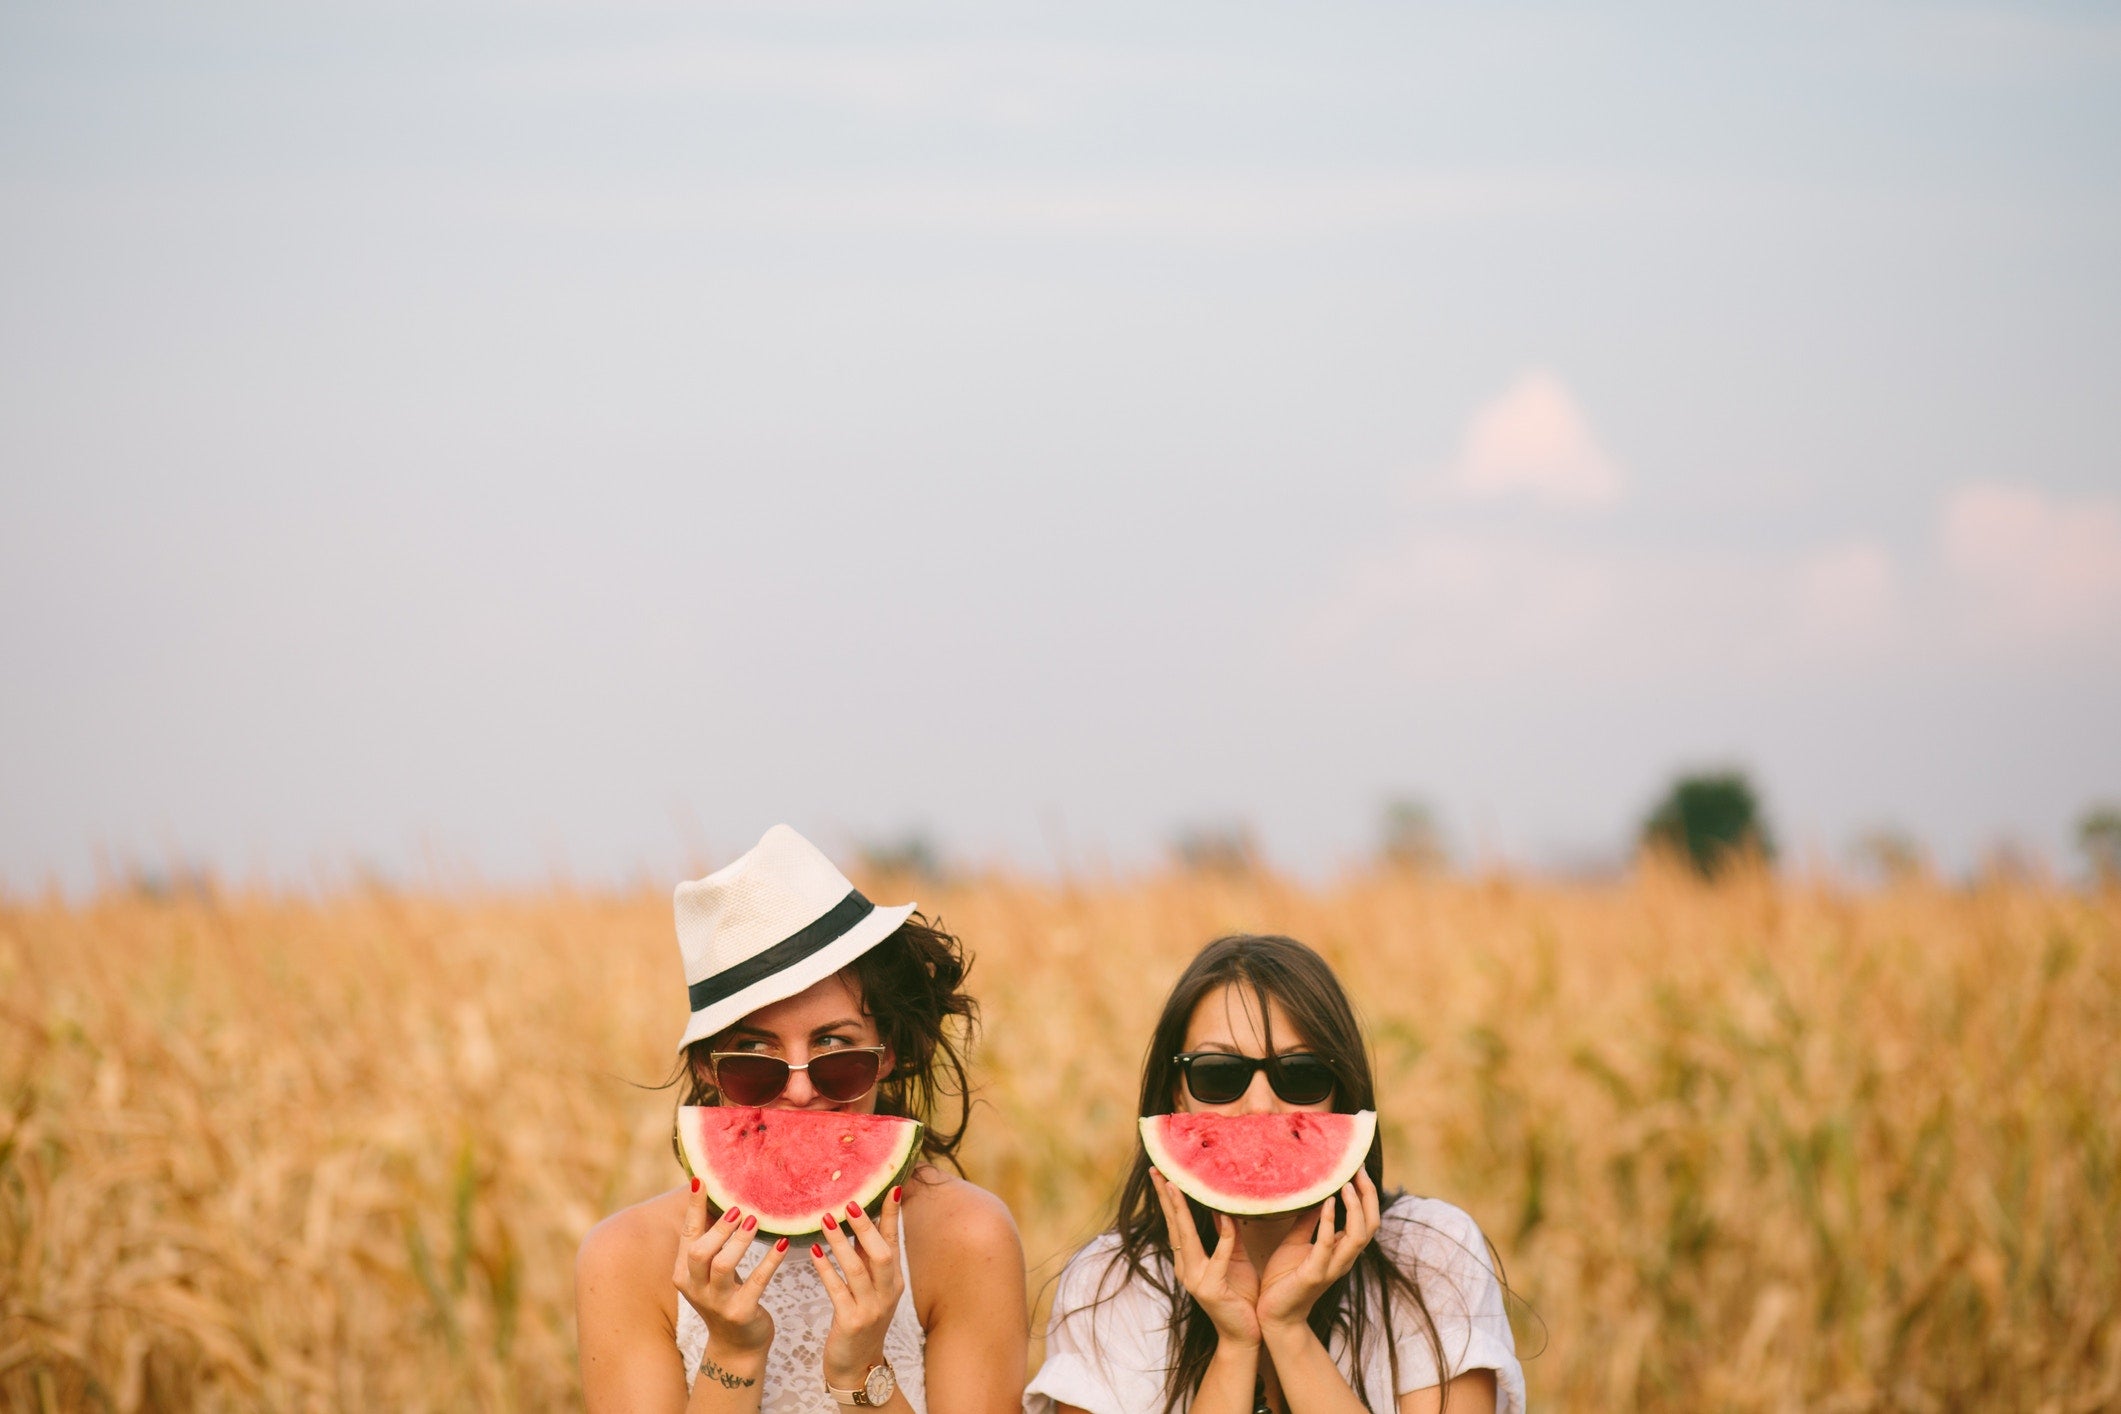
top-left (824, 1359), bottom-right (894, 1406)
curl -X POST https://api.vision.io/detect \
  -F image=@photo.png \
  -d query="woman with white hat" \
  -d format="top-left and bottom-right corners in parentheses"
top-left (576, 825), bottom-right (1028, 1413)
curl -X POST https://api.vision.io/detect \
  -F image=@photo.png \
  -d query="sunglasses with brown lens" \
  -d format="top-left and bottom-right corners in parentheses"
top-left (706, 1046), bottom-right (888, 1107)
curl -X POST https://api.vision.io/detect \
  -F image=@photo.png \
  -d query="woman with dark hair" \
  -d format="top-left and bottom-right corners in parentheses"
top-left (576, 826), bottom-right (1026, 1414)
top-left (1026, 935), bottom-right (1523, 1414)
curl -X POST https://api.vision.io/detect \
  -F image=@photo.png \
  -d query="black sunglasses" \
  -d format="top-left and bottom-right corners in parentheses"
top-left (707, 1046), bottom-right (888, 1107)
top-left (1172, 1051), bottom-right (1338, 1106)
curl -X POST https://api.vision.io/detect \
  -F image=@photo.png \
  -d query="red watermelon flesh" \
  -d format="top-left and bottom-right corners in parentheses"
top-left (677, 1106), bottom-right (922, 1237)
top-left (1141, 1110), bottom-right (1376, 1216)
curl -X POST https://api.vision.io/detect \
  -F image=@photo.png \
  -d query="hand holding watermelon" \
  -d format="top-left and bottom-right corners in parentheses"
top-left (1255, 1170), bottom-right (1382, 1334)
top-left (1149, 1168), bottom-right (1264, 1348)
top-left (810, 1186), bottom-right (906, 1390)
top-left (673, 1180), bottom-right (792, 1368)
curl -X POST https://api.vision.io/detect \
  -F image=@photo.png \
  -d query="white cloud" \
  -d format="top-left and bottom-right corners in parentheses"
top-left (1939, 483), bottom-right (2121, 642)
top-left (1308, 529), bottom-right (1620, 671)
top-left (1440, 370), bottom-right (1624, 509)
top-left (1304, 528), bottom-right (1802, 681)
top-left (1305, 481), bottom-right (2121, 685)
top-left (1788, 540), bottom-right (1899, 650)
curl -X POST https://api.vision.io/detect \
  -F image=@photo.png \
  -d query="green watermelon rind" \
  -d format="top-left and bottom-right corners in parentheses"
top-left (677, 1106), bottom-right (923, 1237)
top-left (1141, 1109), bottom-right (1377, 1216)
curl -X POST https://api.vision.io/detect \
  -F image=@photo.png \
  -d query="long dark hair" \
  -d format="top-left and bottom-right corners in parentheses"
top-left (668, 913), bottom-right (979, 1171)
top-left (1098, 934), bottom-right (1452, 1413)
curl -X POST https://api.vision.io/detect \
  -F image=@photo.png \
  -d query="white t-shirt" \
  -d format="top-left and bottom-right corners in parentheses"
top-left (1025, 1196), bottom-right (1525, 1414)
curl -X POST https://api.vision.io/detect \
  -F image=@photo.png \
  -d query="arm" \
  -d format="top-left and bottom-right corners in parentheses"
top-left (906, 1179), bottom-right (1031, 1414)
top-left (1255, 1173), bottom-right (1384, 1414)
top-left (809, 1187), bottom-right (919, 1412)
top-left (1398, 1370), bottom-right (1497, 1414)
top-left (1148, 1168), bottom-right (1266, 1414)
top-left (577, 1204), bottom-right (691, 1414)
top-left (1383, 1201), bottom-right (1517, 1414)
top-left (576, 1184), bottom-right (791, 1414)
top-left (670, 1183), bottom-right (790, 1413)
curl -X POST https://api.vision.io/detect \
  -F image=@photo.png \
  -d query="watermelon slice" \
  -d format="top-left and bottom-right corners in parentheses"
top-left (1141, 1110), bottom-right (1377, 1216)
top-left (677, 1106), bottom-right (922, 1237)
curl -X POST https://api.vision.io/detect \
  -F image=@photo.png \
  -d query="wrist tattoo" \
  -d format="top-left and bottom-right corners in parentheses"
top-left (700, 1357), bottom-right (755, 1390)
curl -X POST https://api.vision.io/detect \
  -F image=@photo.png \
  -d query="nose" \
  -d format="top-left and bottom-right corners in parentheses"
top-left (1235, 1066), bottom-right (1279, 1115)
top-left (777, 1063), bottom-right (820, 1107)
top-left (766, 1049), bottom-right (845, 1109)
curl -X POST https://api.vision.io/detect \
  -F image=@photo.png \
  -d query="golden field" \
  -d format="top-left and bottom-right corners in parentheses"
top-left (3, 866), bottom-right (2118, 1412)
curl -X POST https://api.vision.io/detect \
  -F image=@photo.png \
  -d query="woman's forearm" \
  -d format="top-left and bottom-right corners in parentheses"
top-left (686, 1346), bottom-right (768, 1414)
top-left (1260, 1321), bottom-right (1369, 1414)
top-left (1194, 1337), bottom-right (1262, 1414)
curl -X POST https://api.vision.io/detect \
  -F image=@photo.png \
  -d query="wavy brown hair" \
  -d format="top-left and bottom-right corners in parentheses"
top-left (667, 913), bottom-right (979, 1171)
top-left (1085, 934), bottom-right (1455, 1412)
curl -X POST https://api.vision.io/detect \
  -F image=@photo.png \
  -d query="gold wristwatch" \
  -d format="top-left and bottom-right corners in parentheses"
top-left (824, 1360), bottom-right (896, 1407)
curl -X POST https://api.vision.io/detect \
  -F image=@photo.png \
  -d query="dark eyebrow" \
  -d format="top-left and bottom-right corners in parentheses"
top-left (722, 1025), bottom-right (776, 1042)
top-left (811, 1019), bottom-right (863, 1036)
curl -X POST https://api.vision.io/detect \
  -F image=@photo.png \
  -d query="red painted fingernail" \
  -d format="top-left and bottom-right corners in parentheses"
top-left (845, 1200), bottom-right (861, 1218)
top-left (723, 1207), bottom-right (739, 1224)
top-left (743, 1215), bottom-right (757, 1231)
top-left (690, 1177), bottom-right (700, 1193)
top-left (775, 1237), bottom-right (789, 1252)
top-left (811, 1243), bottom-right (824, 1258)
top-left (823, 1213), bottom-right (837, 1230)
top-left (892, 1185), bottom-right (902, 1203)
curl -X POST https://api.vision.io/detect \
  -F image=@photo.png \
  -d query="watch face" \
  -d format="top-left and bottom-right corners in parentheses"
top-left (863, 1363), bottom-right (896, 1405)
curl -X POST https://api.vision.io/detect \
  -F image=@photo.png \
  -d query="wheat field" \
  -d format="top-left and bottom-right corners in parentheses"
top-left (3, 866), bottom-right (2117, 1411)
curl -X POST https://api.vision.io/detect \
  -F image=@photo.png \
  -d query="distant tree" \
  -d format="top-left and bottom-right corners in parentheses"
top-left (1976, 839), bottom-right (2043, 886)
top-left (2080, 805), bottom-right (2121, 885)
top-left (1641, 770), bottom-right (1774, 878)
top-left (1171, 823), bottom-right (1259, 877)
top-left (1380, 797), bottom-right (1447, 873)
top-left (856, 830), bottom-right (948, 884)
top-left (1852, 826), bottom-right (1928, 885)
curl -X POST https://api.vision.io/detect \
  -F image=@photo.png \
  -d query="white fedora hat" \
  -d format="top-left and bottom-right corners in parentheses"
top-left (673, 825), bottom-right (918, 1054)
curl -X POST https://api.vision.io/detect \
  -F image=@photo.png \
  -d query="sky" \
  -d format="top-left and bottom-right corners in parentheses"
top-left (3, 0), bottom-right (2119, 892)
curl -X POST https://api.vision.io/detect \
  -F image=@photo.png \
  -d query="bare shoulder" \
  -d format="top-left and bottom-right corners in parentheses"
top-left (900, 1165), bottom-right (1026, 1331)
top-left (576, 1186), bottom-right (688, 1306)
top-left (900, 1164), bottom-right (1022, 1259)
top-left (577, 1187), bottom-right (693, 1413)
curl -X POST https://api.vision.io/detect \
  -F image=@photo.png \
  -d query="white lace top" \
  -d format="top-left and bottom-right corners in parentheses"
top-left (676, 1237), bottom-right (928, 1414)
top-left (1026, 1196), bottom-right (1524, 1414)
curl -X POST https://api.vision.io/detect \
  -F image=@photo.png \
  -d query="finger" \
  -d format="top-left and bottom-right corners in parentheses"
top-left (842, 1196), bottom-right (893, 1267)
top-left (819, 1213), bottom-right (872, 1296)
top-left (1300, 1195), bottom-right (1338, 1280)
top-left (1326, 1183), bottom-right (1370, 1272)
top-left (1345, 1179), bottom-right (1377, 1247)
top-left (1206, 1213), bottom-right (1237, 1285)
top-left (1150, 1172), bottom-right (1183, 1253)
top-left (1164, 1187), bottom-right (1200, 1269)
top-left (1357, 1169), bottom-right (1382, 1235)
top-left (710, 1213), bottom-right (759, 1283)
top-left (1272, 1204), bottom-right (1317, 1253)
top-left (681, 1176), bottom-right (709, 1241)
top-left (1152, 1173), bottom-right (1199, 1280)
top-left (739, 1235), bottom-right (792, 1297)
top-left (684, 1203), bottom-right (744, 1277)
top-left (808, 1239), bottom-right (860, 1319)
top-left (881, 1183), bottom-right (903, 1253)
